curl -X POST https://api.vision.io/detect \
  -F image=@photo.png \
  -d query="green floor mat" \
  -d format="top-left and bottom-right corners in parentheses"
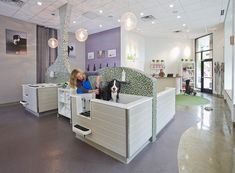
top-left (176, 94), bottom-right (210, 106)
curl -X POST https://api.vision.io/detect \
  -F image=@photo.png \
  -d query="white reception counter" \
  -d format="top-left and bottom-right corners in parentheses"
top-left (156, 77), bottom-right (181, 95)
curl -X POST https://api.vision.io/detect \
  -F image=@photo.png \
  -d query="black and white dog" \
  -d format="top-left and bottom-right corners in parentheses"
top-left (97, 79), bottom-right (121, 102)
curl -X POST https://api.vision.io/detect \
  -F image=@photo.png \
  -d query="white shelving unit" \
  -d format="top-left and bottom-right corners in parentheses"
top-left (180, 61), bottom-right (195, 91)
top-left (58, 88), bottom-right (71, 119)
top-left (150, 60), bottom-right (165, 75)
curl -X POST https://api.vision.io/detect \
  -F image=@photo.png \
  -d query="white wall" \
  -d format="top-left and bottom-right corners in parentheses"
top-left (224, 0), bottom-right (234, 93)
top-left (0, 15), bottom-right (36, 104)
top-left (121, 28), bottom-right (193, 75)
top-left (121, 28), bottom-right (145, 71)
top-left (212, 25), bottom-right (224, 94)
top-left (68, 32), bottom-right (85, 71)
top-left (144, 37), bottom-right (193, 75)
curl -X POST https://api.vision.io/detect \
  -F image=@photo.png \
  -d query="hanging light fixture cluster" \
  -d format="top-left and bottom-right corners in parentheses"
top-left (48, 0), bottom-right (138, 46)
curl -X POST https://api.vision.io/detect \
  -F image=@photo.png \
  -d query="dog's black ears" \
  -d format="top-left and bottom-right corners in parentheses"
top-left (107, 79), bottom-right (129, 84)
top-left (108, 79), bottom-right (129, 84)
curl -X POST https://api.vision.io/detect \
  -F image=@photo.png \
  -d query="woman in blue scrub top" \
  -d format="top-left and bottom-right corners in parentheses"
top-left (69, 69), bottom-right (100, 95)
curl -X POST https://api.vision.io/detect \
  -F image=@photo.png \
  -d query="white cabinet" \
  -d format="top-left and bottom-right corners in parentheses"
top-left (21, 84), bottom-right (58, 116)
top-left (58, 88), bottom-right (71, 119)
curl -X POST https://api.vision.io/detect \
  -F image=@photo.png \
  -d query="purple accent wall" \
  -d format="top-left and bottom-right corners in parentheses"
top-left (85, 27), bottom-right (121, 72)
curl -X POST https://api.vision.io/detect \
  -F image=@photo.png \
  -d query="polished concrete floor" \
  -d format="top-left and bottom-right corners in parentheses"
top-left (177, 94), bottom-right (233, 173)
top-left (0, 94), bottom-right (233, 173)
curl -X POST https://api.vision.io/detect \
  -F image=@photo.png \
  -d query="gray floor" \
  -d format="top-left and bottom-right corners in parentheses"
top-left (0, 95), bottom-right (222, 173)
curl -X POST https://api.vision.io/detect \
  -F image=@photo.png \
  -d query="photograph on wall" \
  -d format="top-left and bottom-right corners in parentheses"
top-left (107, 49), bottom-right (117, 58)
top-left (68, 43), bottom-right (76, 57)
top-left (97, 50), bottom-right (105, 58)
top-left (88, 52), bottom-right (95, 59)
top-left (5, 29), bottom-right (27, 55)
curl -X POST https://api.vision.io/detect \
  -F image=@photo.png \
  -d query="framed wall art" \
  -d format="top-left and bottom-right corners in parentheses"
top-left (6, 29), bottom-right (27, 55)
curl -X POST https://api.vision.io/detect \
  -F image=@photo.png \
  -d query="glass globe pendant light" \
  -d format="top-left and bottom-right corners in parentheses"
top-left (121, 12), bottom-right (137, 31)
top-left (48, 38), bottom-right (58, 48)
top-left (75, 1), bottom-right (88, 42)
top-left (75, 28), bottom-right (88, 42)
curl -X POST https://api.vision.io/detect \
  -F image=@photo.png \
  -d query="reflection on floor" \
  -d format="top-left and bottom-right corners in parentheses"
top-left (0, 93), bottom-right (233, 173)
top-left (178, 93), bottom-right (233, 173)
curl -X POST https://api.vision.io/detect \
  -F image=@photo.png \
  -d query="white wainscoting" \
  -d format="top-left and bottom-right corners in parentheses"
top-left (156, 87), bottom-right (176, 134)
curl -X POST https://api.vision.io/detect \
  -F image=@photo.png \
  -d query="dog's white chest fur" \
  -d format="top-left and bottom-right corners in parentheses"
top-left (111, 92), bottom-right (118, 102)
top-left (111, 80), bottom-right (119, 102)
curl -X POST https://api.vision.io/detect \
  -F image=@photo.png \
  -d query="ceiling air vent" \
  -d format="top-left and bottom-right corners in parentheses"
top-left (82, 11), bottom-right (99, 20)
top-left (141, 15), bottom-right (156, 22)
top-left (0, 0), bottom-right (25, 7)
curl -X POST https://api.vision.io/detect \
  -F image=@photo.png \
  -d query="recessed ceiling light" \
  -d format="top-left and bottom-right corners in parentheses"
top-left (99, 10), bottom-right (103, 14)
top-left (140, 12), bottom-right (144, 16)
top-left (37, 1), bottom-right (42, 6)
top-left (183, 24), bottom-right (186, 27)
top-left (177, 15), bottom-right (181, 19)
top-left (73, 21), bottom-right (76, 24)
top-left (117, 19), bottom-right (121, 22)
top-left (151, 21), bottom-right (155, 24)
top-left (169, 4), bottom-right (174, 8)
top-left (99, 24), bottom-right (103, 28)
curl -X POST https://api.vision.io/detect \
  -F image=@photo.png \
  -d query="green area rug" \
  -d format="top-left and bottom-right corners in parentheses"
top-left (176, 94), bottom-right (210, 106)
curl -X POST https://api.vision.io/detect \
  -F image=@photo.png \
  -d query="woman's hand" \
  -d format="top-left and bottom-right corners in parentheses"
top-left (89, 89), bottom-right (99, 94)
top-left (94, 89), bottom-right (99, 95)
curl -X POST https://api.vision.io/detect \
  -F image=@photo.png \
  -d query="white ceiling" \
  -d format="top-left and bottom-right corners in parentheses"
top-left (0, 0), bottom-right (229, 39)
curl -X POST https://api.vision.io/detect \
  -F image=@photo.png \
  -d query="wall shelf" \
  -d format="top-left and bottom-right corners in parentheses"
top-left (180, 61), bottom-right (195, 91)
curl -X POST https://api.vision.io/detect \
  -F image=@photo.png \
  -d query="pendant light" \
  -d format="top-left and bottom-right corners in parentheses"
top-left (75, 28), bottom-right (88, 42)
top-left (121, 12), bottom-right (137, 31)
top-left (121, 0), bottom-right (137, 31)
top-left (75, 1), bottom-right (88, 42)
top-left (48, 38), bottom-right (58, 48)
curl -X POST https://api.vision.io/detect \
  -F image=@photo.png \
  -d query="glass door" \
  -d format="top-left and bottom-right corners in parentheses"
top-left (195, 33), bottom-right (213, 94)
top-left (201, 59), bottom-right (213, 93)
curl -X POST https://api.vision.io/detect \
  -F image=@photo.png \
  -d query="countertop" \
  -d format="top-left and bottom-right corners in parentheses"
top-left (72, 93), bottom-right (152, 109)
top-left (93, 93), bottom-right (152, 109)
top-left (155, 76), bottom-right (181, 79)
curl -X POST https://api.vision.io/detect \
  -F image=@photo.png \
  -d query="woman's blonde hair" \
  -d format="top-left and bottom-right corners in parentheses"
top-left (69, 69), bottom-right (86, 88)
